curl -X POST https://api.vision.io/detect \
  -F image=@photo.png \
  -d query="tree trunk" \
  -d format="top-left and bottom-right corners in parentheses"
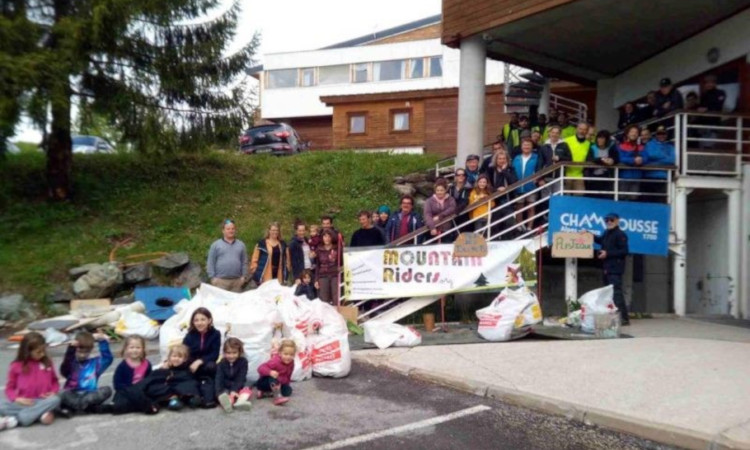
top-left (46, 89), bottom-right (72, 201)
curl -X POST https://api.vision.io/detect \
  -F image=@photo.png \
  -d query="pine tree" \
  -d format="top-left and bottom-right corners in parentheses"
top-left (474, 273), bottom-right (489, 287)
top-left (0, 0), bottom-right (258, 200)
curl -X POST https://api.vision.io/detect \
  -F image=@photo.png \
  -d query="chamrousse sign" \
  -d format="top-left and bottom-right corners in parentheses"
top-left (548, 196), bottom-right (671, 256)
top-left (342, 240), bottom-right (537, 300)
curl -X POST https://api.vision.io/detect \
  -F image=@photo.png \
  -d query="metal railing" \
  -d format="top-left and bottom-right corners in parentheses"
top-left (550, 93), bottom-right (588, 125)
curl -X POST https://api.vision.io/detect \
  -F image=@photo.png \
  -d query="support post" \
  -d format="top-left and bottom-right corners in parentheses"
top-left (742, 164), bottom-right (750, 319)
top-left (456, 35), bottom-right (486, 166)
top-left (727, 189), bottom-right (742, 318)
top-left (539, 79), bottom-right (550, 115)
top-left (565, 257), bottom-right (577, 309)
top-left (673, 187), bottom-right (689, 316)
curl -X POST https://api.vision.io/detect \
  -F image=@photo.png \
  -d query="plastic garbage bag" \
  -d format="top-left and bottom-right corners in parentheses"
top-left (363, 321), bottom-right (422, 349)
top-left (476, 288), bottom-right (533, 342)
top-left (43, 327), bottom-right (69, 346)
top-left (307, 300), bottom-right (350, 378)
top-left (115, 310), bottom-right (160, 340)
top-left (277, 295), bottom-right (313, 337)
top-left (514, 290), bottom-right (543, 330)
top-left (579, 285), bottom-right (616, 334)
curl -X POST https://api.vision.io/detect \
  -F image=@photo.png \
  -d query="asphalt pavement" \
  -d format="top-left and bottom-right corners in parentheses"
top-left (0, 340), bottom-right (674, 450)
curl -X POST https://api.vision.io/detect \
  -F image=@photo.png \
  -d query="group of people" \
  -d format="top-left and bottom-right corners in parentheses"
top-left (0, 308), bottom-right (296, 430)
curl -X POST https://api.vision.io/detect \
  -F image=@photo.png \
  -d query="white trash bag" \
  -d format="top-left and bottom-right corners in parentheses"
top-left (476, 288), bottom-right (533, 342)
top-left (277, 295), bottom-right (313, 337)
top-left (308, 334), bottom-right (351, 378)
top-left (115, 310), bottom-right (160, 340)
top-left (363, 321), bottom-right (422, 349)
top-left (290, 330), bottom-right (313, 382)
top-left (579, 285), bottom-right (616, 334)
top-left (514, 290), bottom-right (543, 330)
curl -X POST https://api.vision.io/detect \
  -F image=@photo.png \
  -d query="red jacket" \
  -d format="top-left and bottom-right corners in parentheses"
top-left (257, 354), bottom-right (294, 385)
top-left (5, 360), bottom-right (60, 402)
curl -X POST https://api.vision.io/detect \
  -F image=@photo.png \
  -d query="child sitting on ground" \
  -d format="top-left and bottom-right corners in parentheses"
top-left (294, 269), bottom-right (317, 300)
top-left (99, 335), bottom-right (154, 415)
top-left (0, 332), bottom-right (60, 429)
top-left (59, 330), bottom-right (113, 415)
top-left (144, 344), bottom-right (201, 411)
top-left (216, 338), bottom-right (252, 413)
top-left (256, 339), bottom-right (296, 406)
top-left (182, 307), bottom-right (221, 408)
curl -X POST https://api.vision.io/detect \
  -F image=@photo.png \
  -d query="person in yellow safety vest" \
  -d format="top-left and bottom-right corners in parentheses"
top-left (558, 112), bottom-right (577, 139)
top-left (501, 113), bottom-right (520, 144)
top-left (563, 122), bottom-right (594, 195)
top-left (508, 116), bottom-right (539, 149)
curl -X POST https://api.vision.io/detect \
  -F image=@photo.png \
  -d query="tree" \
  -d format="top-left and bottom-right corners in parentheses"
top-left (0, 0), bottom-right (258, 200)
top-left (474, 273), bottom-right (489, 287)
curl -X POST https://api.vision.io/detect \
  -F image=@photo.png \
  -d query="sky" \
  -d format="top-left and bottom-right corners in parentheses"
top-left (13, 0), bottom-right (442, 142)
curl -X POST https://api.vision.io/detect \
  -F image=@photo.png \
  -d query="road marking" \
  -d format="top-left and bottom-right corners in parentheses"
top-left (301, 405), bottom-right (492, 450)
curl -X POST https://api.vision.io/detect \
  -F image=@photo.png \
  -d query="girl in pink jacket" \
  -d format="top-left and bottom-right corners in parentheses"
top-left (0, 332), bottom-right (61, 429)
top-left (256, 339), bottom-right (296, 406)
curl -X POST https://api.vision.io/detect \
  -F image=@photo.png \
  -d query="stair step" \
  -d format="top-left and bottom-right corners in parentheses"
top-left (510, 81), bottom-right (544, 92)
top-left (519, 72), bottom-right (546, 84)
top-left (365, 296), bottom-right (442, 324)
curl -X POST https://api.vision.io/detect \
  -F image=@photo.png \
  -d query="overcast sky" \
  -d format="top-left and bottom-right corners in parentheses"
top-left (14, 0), bottom-right (442, 142)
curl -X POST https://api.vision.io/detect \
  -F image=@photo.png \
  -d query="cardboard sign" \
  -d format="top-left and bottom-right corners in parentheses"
top-left (453, 232), bottom-right (488, 257)
top-left (551, 232), bottom-right (594, 258)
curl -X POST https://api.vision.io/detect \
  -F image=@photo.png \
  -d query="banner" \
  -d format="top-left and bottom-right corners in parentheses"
top-left (343, 240), bottom-right (537, 300)
top-left (548, 196), bottom-right (671, 256)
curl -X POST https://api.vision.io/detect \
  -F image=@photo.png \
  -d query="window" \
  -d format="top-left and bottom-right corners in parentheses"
top-left (374, 60), bottom-right (406, 81)
top-left (409, 58), bottom-right (424, 79)
top-left (267, 69), bottom-right (297, 88)
top-left (390, 109), bottom-right (411, 132)
top-left (353, 63), bottom-right (369, 83)
top-left (348, 113), bottom-right (366, 134)
top-left (300, 68), bottom-right (316, 87)
top-left (429, 56), bottom-right (443, 78)
top-left (319, 65), bottom-right (350, 85)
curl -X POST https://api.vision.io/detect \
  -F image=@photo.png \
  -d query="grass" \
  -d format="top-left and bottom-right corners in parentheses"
top-left (0, 150), bottom-right (439, 308)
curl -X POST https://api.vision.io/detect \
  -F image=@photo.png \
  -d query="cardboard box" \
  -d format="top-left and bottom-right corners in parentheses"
top-left (337, 305), bottom-right (359, 324)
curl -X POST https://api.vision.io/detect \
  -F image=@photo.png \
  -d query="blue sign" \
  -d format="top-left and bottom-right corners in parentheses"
top-left (548, 196), bottom-right (671, 256)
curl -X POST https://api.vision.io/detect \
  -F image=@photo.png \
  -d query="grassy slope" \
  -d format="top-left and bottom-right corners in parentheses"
top-left (0, 151), bottom-right (439, 307)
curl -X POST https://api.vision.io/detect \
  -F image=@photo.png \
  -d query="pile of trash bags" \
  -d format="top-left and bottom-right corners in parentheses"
top-left (475, 287), bottom-right (542, 342)
top-left (158, 281), bottom-right (351, 382)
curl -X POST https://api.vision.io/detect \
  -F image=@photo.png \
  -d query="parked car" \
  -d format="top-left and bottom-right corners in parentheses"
top-left (238, 123), bottom-right (309, 155)
top-left (72, 135), bottom-right (116, 154)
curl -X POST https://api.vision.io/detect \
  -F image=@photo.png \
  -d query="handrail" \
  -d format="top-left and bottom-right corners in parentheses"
top-left (391, 161), bottom-right (677, 247)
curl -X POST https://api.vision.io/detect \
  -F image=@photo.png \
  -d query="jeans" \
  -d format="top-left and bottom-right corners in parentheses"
top-left (604, 272), bottom-right (629, 323)
top-left (60, 387), bottom-right (112, 412)
top-left (255, 376), bottom-right (292, 397)
top-left (0, 396), bottom-right (60, 426)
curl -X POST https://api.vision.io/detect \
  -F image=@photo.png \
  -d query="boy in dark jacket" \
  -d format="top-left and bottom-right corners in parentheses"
top-left (59, 331), bottom-right (113, 414)
top-left (294, 269), bottom-right (317, 300)
top-left (216, 338), bottom-right (252, 413)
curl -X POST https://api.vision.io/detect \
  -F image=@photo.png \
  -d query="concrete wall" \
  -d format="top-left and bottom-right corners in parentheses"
top-left (612, 9), bottom-right (750, 107)
top-left (260, 39), bottom-right (505, 119)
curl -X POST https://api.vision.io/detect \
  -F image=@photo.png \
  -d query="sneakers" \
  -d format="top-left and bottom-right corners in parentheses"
top-left (0, 416), bottom-right (18, 431)
top-left (271, 385), bottom-right (289, 406)
top-left (56, 407), bottom-right (73, 419)
top-left (218, 393), bottom-right (233, 413)
top-left (234, 393), bottom-right (252, 411)
top-left (167, 398), bottom-right (184, 411)
top-left (40, 412), bottom-right (55, 425)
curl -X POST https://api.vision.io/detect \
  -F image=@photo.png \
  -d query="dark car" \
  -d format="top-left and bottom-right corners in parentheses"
top-left (239, 123), bottom-right (309, 155)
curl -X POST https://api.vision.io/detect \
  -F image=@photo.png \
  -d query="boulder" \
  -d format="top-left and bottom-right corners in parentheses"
top-left (123, 264), bottom-right (152, 285)
top-left (402, 172), bottom-right (427, 184)
top-left (393, 183), bottom-right (416, 196)
top-left (73, 263), bottom-right (123, 299)
top-left (0, 294), bottom-right (28, 321)
top-left (173, 262), bottom-right (203, 289)
top-left (69, 263), bottom-right (101, 280)
top-left (153, 252), bottom-right (190, 272)
top-left (46, 288), bottom-right (73, 304)
top-left (415, 181), bottom-right (434, 198)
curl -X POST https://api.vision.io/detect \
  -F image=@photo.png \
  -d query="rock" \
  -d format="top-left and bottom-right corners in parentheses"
top-left (153, 252), bottom-right (190, 272)
top-left (113, 293), bottom-right (135, 305)
top-left (402, 172), bottom-right (427, 184)
top-left (123, 264), bottom-right (152, 285)
top-left (73, 263), bottom-right (123, 299)
top-left (415, 181), bottom-right (434, 197)
top-left (69, 263), bottom-right (101, 280)
top-left (415, 197), bottom-right (427, 210)
top-left (46, 288), bottom-right (73, 304)
top-left (393, 176), bottom-right (406, 184)
top-left (173, 262), bottom-right (203, 289)
top-left (0, 294), bottom-right (27, 321)
top-left (393, 183), bottom-right (416, 196)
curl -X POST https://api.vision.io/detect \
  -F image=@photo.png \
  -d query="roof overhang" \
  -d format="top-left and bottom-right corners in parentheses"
top-left (449, 0), bottom-right (750, 82)
top-left (321, 85), bottom-right (505, 106)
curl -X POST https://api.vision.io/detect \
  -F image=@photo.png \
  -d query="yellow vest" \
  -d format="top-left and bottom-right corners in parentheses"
top-left (564, 136), bottom-right (591, 178)
top-left (561, 125), bottom-right (576, 139)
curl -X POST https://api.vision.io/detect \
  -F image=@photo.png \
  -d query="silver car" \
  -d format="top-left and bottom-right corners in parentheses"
top-left (72, 135), bottom-right (116, 154)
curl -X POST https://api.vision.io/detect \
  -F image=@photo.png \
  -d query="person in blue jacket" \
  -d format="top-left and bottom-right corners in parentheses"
top-left (511, 138), bottom-right (541, 231)
top-left (643, 125), bottom-right (676, 202)
top-left (617, 125), bottom-right (647, 201)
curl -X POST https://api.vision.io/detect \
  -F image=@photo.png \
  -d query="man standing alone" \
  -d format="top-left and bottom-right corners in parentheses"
top-left (207, 219), bottom-right (248, 292)
top-left (587, 213), bottom-right (630, 325)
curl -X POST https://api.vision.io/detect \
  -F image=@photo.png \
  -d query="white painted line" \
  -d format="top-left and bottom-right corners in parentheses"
top-left (301, 405), bottom-right (492, 450)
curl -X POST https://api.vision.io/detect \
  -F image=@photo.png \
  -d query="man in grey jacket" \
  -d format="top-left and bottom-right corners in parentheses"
top-left (207, 219), bottom-right (248, 292)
